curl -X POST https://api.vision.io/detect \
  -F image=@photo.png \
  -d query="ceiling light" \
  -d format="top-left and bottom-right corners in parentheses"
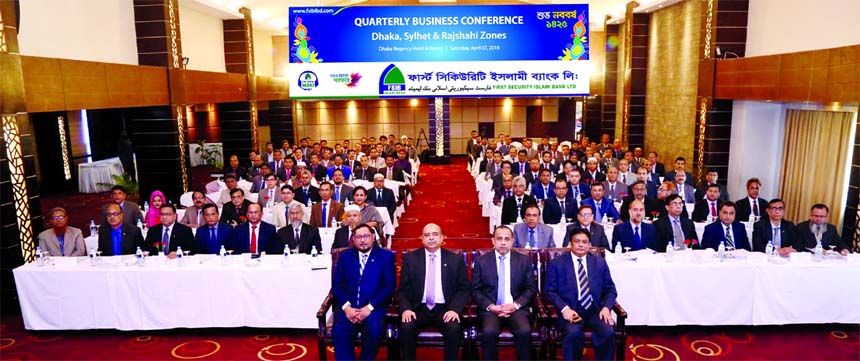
top-left (268, 18), bottom-right (287, 28)
top-left (227, 0), bottom-right (245, 11)
top-left (253, 10), bottom-right (270, 21)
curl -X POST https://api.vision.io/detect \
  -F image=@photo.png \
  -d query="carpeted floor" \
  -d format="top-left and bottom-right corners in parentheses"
top-left (17, 157), bottom-right (860, 360)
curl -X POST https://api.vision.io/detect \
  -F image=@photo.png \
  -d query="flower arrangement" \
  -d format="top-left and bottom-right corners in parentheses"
top-left (650, 211), bottom-right (660, 220)
top-left (684, 239), bottom-right (698, 247)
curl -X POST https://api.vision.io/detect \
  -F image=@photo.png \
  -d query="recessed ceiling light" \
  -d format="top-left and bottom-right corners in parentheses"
top-left (268, 18), bottom-right (287, 28)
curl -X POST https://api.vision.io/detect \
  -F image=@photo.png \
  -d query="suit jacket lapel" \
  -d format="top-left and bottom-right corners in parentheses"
top-left (416, 249), bottom-right (426, 296)
top-left (586, 254), bottom-right (598, 299)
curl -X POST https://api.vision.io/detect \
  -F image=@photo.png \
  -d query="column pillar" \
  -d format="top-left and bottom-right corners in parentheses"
top-left (427, 97), bottom-right (450, 164)
top-left (602, 19), bottom-right (619, 139)
top-left (221, 8), bottom-right (258, 154)
top-left (618, 2), bottom-right (649, 150)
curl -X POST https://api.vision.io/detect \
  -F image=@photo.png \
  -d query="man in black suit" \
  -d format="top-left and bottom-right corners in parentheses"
top-left (352, 154), bottom-right (377, 182)
top-left (511, 150), bottom-right (530, 176)
top-left (101, 185), bottom-right (143, 227)
top-left (566, 168), bottom-right (591, 202)
top-left (267, 149), bottom-right (288, 181)
top-left (539, 151), bottom-right (559, 174)
top-left (333, 205), bottom-right (363, 249)
top-left (277, 203), bottom-right (322, 254)
top-left (692, 184), bottom-right (723, 222)
top-left (654, 194), bottom-right (699, 251)
top-left (220, 188), bottom-right (253, 226)
top-left (369, 173), bottom-right (397, 223)
top-left (695, 169), bottom-right (729, 201)
top-left (308, 154), bottom-right (328, 182)
top-left (381, 155), bottom-right (406, 182)
top-left (647, 151), bottom-right (665, 178)
top-left (545, 229), bottom-right (617, 361)
top-left (143, 204), bottom-right (195, 257)
top-left (294, 170), bottom-right (321, 206)
top-left (523, 158), bottom-right (541, 186)
top-left (543, 177), bottom-right (577, 224)
top-left (98, 203), bottom-right (145, 256)
top-left (398, 223), bottom-right (470, 360)
top-left (735, 178), bottom-right (768, 223)
top-left (562, 204), bottom-right (610, 248)
top-left (752, 199), bottom-right (800, 256)
top-left (491, 161), bottom-right (513, 190)
top-left (619, 181), bottom-right (661, 222)
top-left (663, 157), bottom-right (695, 186)
top-left (471, 226), bottom-right (537, 360)
top-left (796, 203), bottom-right (849, 254)
top-left (501, 175), bottom-right (537, 225)
top-left (582, 158), bottom-right (606, 185)
top-left (493, 173), bottom-right (515, 206)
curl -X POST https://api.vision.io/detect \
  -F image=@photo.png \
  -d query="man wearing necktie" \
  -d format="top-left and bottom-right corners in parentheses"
top-left (735, 178), bottom-right (768, 222)
top-left (545, 229), bottom-right (617, 361)
top-left (143, 204), bottom-right (194, 257)
top-left (514, 205), bottom-right (555, 249)
top-left (653, 194), bottom-right (700, 251)
top-left (612, 200), bottom-right (656, 251)
top-left (277, 203), bottom-right (322, 254)
top-left (397, 224), bottom-right (469, 360)
top-left (311, 182), bottom-right (345, 228)
top-left (501, 176), bottom-right (537, 225)
top-left (331, 225), bottom-right (396, 361)
top-left (752, 199), bottom-right (799, 256)
top-left (796, 204), bottom-right (851, 255)
top-left (194, 204), bottom-right (234, 254)
top-left (702, 201), bottom-right (751, 251)
top-left (180, 191), bottom-right (207, 228)
top-left (692, 184), bottom-right (723, 222)
top-left (471, 227), bottom-right (537, 360)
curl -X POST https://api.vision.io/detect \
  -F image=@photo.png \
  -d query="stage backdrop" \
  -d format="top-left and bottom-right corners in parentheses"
top-left (288, 4), bottom-right (590, 99)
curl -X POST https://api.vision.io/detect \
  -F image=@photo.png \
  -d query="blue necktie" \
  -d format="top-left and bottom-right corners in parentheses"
top-left (335, 187), bottom-right (340, 202)
top-left (210, 227), bottom-right (217, 246)
top-left (528, 229), bottom-right (535, 248)
top-left (322, 202), bottom-right (328, 227)
top-left (633, 225), bottom-right (641, 250)
top-left (497, 255), bottom-right (506, 305)
top-left (57, 234), bottom-right (65, 256)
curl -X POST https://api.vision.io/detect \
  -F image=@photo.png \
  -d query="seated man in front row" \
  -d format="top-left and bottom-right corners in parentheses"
top-left (39, 207), bottom-right (86, 257)
top-left (612, 200), bottom-right (656, 252)
top-left (332, 224), bottom-right (396, 361)
top-left (98, 203), bottom-right (145, 256)
top-left (471, 226), bottom-right (537, 360)
top-left (545, 229), bottom-right (617, 361)
top-left (701, 201), bottom-right (751, 251)
top-left (194, 204), bottom-right (234, 254)
top-left (513, 204), bottom-right (555, 249)
top-left (143, 204), bottom-right (195, 257)
top-left (397, 223), bottom-right (469, 360)
top-left (277, 203), bottom-right (322, 254)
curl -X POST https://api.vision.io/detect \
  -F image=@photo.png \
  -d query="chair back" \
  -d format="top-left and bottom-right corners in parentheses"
top-left (539, 247), bottom-right (606, 289)
top-left (330, 247), bottom-right (348, 276)
top-left (179, 192), bottom-right (194, 207)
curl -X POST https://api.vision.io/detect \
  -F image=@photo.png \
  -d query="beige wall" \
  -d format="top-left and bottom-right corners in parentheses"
top-left (644, 0), bottom-right (701, 165)
top-left (179, 5), bottom-right (226, 73)
top-left (589, 31), bottom-right (607, 95)
top-left (295, 99), bottom-right (430, 146)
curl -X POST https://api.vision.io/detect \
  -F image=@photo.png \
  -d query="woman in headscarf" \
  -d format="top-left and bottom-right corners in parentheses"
top-left (145, 190), bottom-right (165, 227)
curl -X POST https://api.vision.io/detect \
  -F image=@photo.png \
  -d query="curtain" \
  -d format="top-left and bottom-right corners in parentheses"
top-left (780, 109), bottom-right (854, 228)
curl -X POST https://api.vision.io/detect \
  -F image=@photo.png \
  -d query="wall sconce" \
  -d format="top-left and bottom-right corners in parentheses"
top-left (182, 57), bottom-right (190, 68)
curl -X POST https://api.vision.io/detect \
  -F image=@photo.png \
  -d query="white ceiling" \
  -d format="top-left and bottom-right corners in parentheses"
top-left (181, 0), bottom-right (684, 35)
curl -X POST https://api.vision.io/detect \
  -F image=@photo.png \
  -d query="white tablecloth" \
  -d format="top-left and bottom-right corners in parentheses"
top-left (78, 157), bottom-right (125, 193)
top-left (188, 142), bottom-right (223, 167)
top-left (608, 251), bottom-right (860, 325)
top-left (14, 254), bottom-right (332, 330)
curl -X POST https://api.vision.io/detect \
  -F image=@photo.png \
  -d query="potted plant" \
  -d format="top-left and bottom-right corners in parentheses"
top-left (194, 140), bottom-right (223, 168)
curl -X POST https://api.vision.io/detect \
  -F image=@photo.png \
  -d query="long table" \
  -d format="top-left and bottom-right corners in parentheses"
top-left (78, 157), bottom-right (125, 193)
top-left (607, 251), bottom-right (860, 325)
top-left (14, 254), bottom-right (332, 330)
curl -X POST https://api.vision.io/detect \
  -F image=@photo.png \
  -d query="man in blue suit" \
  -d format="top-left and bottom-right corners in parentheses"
top-left (332, 224), bottom-right (396, 361)
top-left (369, 174), bottom-right (397, 223)
top-left (195, 204), bottom-right (234, 254)
top-left (702, 201), bottom-right (752, 251)
top-left (545, 228), bottom-right (617, 361)
top-left (231, 204), bottom-right (280, 254)
top-left (543, 177), bottom-right (578, 224)
top-left (326, 154), bottom-right (352, 180)
top-left (566, 168), bottom-right (591, 202)
top-left (530, 168), bottom-right (556, 200)
top-left (612, 200), bottom-right (656, 251)
top-left (580, 183), bottom-right (620, 224)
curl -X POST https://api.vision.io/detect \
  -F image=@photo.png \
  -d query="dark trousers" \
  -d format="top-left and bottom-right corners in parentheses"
top-left (479, 309), bottom-right (532, 360)
top-left (332, 309), bottom-right (386, 361)
top-left (399, 303), bottom-right (462, 360)
top-left (558, 311), bottom-right (615, 361)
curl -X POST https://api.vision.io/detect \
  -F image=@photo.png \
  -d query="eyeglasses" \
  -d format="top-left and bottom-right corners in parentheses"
top-left (580, 213), bottom-right (593, 217)
top-left (106, 212), bottom-right (121, 217)
top-left (51, 215), bottom-right (66, 220)
top-left (353, 234), bottom-right (374, 240)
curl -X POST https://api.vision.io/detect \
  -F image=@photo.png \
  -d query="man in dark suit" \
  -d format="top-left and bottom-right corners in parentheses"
top-left (330, 169), bottom-right (354, 204)
top-left (752, 199), bottom-right (799, 256)
top-left (501, 176), bottom-right (538, 225)
top-left (333, 205), bottom-right (364, 249)
top-left (530, 169), bottom-right (556, 200)
top-left (267, 149), bottom-right (288, 181)
top-left (654, 195), bottom-right (700, 251)
top-left (493, 173), bottom-right (516, 206)
top-left (98, 203), bottom-right (145, 256)
top-left (511, 150), bottom-right (530, 176)
top-left (294, 170), bottom-right (321, 206)
top-left (695, 169), bottom-right (729, 201)
top-left (398, 223), bottom-right (470, 360)
top-left (381, 155), bottom-right (406, 182)
top-left (492, 161), bottom-right (513, 190)
top-left (231, 204), bottom-right (280, 254)
top-left (194, 204), bottom-right (233, 254)
top-left (143, 204), bottom-right (195, 257)
top-left (580, 183), bottom-right (620, 224)
top-left (308, 154), bottom-right (328, 182)
top-left (220, 188), bottom-right (253, 226)
top-left (796, 204), bottom-right (850, 255)
top-left (310, 182), bottom-right (345, 228)
top-left (545, 229), bottom-right (617, 361)
top-left (101, 185), bottom-right (143, 227)
top-left (543, 178), bottom-right (578, 224)
top-left (663, 157), bottom-right (695, 186)
top-left (466, 130), bottom-right (479, 165)
top-left (352, 155), bottom-right (377, 182)
top-left (562, 205), bottom-right (610, 248)
top-left (701, 201), bottom-right (751, 251)
top-left (612, 200), bottom-right (657, 251)
top-left (523, 158), bottom-right (541, 186)
top-left (735, 178), bottom-right (768, 223)
top-left (636, 166), bottom-right (658, 199)
top-left (692, 184), bottom-right (723, 222)
top-left (278, 203), bottom-right (323, 254)
top-left (368, 174), bottom-right (397, 222)
top-left (582, 158), bottom-right (606, 184)
top-left (619, 181), bottom-right (661, 222)
top-left (566, 168), bottom-right (591, 202)
top-left (647, 151), bottom-right (665, 177)
top-left (332, 224), bottom-right (396, 361)
top-left (539, 151), bottom-right (559, 174)
top-left (471, 226), bottom-right (537, 360)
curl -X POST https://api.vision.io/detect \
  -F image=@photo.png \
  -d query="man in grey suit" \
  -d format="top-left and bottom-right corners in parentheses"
top-left (563, 204), bottom-right (610, 248)
top-left (513, 204), bottom-right (555, 249)
top-left (38, 207), bottom-right (86, 257)
top-left (602, 166), bottom-right (628, 202)
top-left (179, 191), bottom-right (207, 228)
top-left (672, 172), bottom-right (696, 204)
top-left (101, 185), bottom-right (143, 226)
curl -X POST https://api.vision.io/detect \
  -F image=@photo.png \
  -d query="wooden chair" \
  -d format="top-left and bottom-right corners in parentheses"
top-left (387, 249), bottom-right (470, 359)
top-left (539, 247), bottom-right (628, 360)
top-left (466, 248), bottom-right (548, 360)
top-left (316, 247), bottom-right (399, 361)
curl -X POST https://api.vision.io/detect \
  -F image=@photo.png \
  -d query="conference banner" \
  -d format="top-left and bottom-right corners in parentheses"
top-left (288, 4), bottom-right (590, 99)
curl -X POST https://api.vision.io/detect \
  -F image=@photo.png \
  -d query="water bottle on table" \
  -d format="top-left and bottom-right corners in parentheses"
top-left (176, 246), bottom-right (184, 266)
top-left (765, 240), bottom-right (775, 258)
top-left (718, 240), bottom-right (726, 261)
top-left (219, 245), bottom-right (228, 265)
top-left (89, 220), bottom-right (98, 237)
top-left (35, 246), bottom-right (45, 266)
top-left (665, 242), bottom-right (674, 262)
top-left (135, 246), bottom-right (145, 267)
top-left (89, 248), bottom-right (98, 266)
top-left (813, 240), bottom-right (823, 262)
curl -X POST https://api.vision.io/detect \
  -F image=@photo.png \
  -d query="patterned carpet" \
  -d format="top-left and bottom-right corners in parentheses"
top-left (16, 157), bottom-right (860, 360)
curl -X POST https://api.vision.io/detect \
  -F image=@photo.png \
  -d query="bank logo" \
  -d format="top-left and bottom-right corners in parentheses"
top-left (331, 73), bottom-right (362, 88)
top-left (298, 71), bottom-right (319, 91)
top-left (378, 64), bottom-right (406, 96)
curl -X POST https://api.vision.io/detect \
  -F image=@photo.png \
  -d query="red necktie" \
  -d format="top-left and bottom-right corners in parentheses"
top-left (250, 224), bottom-right (257, 254)
top-left (710, 202), bottom-right (717, 217)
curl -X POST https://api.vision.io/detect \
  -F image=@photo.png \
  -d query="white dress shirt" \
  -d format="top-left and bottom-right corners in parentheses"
top-left (421, 249), bottom-right (446, 305)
